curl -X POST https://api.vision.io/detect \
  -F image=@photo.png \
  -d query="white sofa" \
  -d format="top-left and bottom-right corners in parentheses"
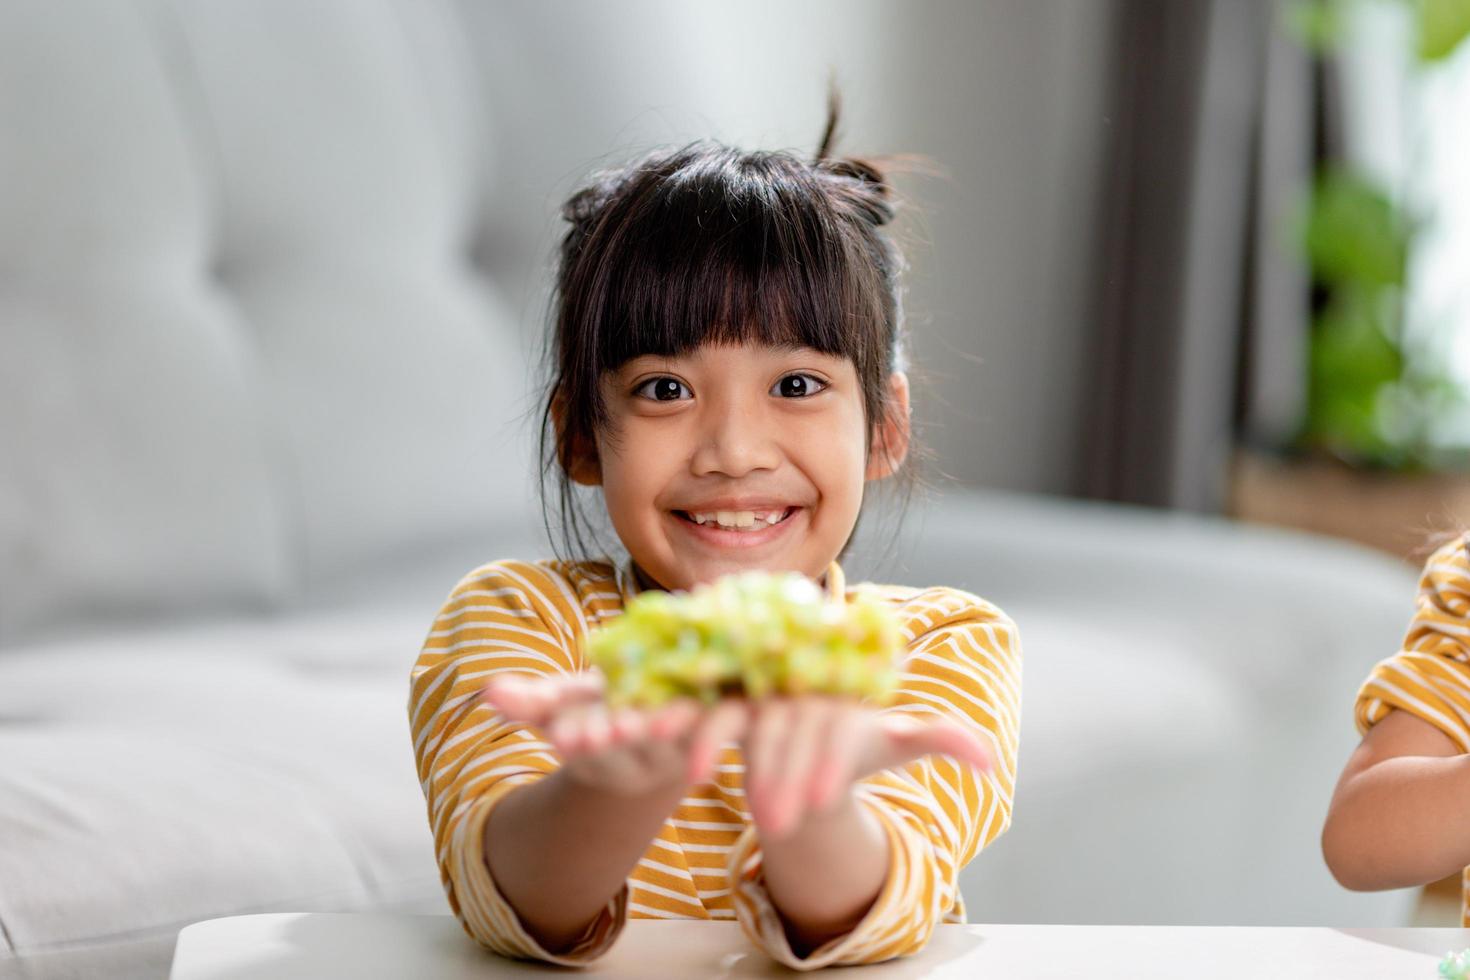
top-left (0, 3), bottom-right (1420, 978)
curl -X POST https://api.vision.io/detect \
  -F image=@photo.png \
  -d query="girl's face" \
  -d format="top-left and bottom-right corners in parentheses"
top-left (568, 341), bottom-right (908, 592)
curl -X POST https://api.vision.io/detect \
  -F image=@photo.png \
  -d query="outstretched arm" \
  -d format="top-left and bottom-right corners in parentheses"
top-left (411, 560), bottom-right (738, 965)
top-left (480, 678), bottom-right (744, 951)
top-left (725, 597), bottom-right (1021, 970)
top-left (745, 700), bottom-right (993, 955)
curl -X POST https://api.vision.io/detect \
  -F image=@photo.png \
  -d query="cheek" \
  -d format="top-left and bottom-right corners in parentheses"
top-left (597, 431), bottom-right (668, 526)
top-left (797, 412), bottom-right (868, 506)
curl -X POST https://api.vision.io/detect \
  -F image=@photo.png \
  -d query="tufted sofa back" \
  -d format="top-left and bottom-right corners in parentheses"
top-left (0, 0), bottom-right (534, 646)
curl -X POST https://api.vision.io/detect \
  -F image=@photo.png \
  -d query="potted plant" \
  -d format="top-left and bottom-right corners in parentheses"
top-left (1231, 0), bottom-right (1470, 562)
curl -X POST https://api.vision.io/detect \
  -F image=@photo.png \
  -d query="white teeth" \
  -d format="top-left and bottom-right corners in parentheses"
top-left (686, 508), bottom-right (790, 530)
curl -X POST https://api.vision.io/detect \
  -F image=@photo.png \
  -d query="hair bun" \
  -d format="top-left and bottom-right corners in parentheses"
top-left (561, 184), bottom-right (608, 227)
top-left (811, 93), bottom-right (894, 226)
top-left (818, 156), bottom-right (896, 228)
top-left (560, 167), bottom-right (631, 229)
top-left (823, 157), bottom-right (890, 197)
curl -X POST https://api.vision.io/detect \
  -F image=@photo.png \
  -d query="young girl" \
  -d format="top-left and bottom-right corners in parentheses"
top-left (408, 105), bottom-right (1021, 970)
top-left (1323, 534), bottom-right (1470, 919)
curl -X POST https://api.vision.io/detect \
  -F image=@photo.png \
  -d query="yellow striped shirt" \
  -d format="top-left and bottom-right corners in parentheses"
top-left (408, 557), bottom-right (1021, 969)
top-left (1355, 535), bottom-right (1470, 925)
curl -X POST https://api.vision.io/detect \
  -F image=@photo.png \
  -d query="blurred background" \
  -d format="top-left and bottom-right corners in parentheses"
top-left (476, 0), bottom-right (1470, 552)
top-left (3, 1), bottom-right (1470, 976)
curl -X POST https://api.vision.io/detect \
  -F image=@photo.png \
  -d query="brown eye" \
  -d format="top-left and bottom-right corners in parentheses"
top-left (635, 377), bottom-right (691, 401)
top-left (771, 373), bottom-right (826, 398)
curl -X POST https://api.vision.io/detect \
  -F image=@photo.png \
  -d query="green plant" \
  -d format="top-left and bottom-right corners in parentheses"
top-left (1286, 0), bottom-right (1470, 469)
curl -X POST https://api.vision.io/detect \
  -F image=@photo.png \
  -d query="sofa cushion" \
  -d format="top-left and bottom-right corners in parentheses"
top-left (0, 0), bottom-right (537, 646)
top-left (0, 613), bottom-right (441, 961)
top-left (169, 0), bottom-right (536, 592)
top-left (0, 528), bottom-right (544, 965)
top-left (0, 0), bottom-right (291, 647)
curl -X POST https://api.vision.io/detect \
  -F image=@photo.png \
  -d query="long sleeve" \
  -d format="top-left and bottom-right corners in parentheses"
top-left (1356, 537), bottom-right (1470, 750)
top-left (408, 559), bottom-right (629, 964)
top-left (726, 586), bottom-right (1022, 969)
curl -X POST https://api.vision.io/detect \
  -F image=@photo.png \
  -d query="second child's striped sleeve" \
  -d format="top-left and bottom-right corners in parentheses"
top-left (726, 586), bottom-right (1022, 969)
top-left (1356, 537), bottom-right (1470, 749)
top-left (407, 559), bottom-right (628, 964)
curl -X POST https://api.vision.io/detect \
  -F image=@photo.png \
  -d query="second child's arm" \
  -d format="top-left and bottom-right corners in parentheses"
top-left (1322, 707), bottom-right (1470, 890)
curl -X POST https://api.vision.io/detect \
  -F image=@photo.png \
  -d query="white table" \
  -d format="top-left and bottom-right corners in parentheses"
top-left (171, 913), bottom-right (1470, 978)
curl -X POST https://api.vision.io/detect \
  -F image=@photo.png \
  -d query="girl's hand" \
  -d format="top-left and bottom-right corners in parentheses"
top-left (742, 698), bottom-right (994, 841)
top-left (481, 673), bottom-right (748, 797)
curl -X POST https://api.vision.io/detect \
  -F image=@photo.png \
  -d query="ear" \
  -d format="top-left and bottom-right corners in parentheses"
top-left (865, 371), bottom-right (911, 481)
top-left (551, 389), bottom-right (603, 487)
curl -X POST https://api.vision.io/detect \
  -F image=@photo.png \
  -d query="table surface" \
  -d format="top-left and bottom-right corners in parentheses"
top-left (170, 913), bottom-right (1470, 979)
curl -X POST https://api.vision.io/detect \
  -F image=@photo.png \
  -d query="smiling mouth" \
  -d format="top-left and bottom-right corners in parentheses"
top-left (673, 507), bottom-right (798, 532)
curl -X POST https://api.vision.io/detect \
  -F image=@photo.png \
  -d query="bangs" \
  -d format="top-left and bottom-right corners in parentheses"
top-left (582, 147), bottom-right (880, 371)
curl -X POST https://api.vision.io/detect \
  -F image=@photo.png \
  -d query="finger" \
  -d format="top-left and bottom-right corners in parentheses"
top-left (684, 700), bottom-right (745, 785)
top-left (650, 699), bottom-right (700, 741)
top-left (481, 672), bottom-right (604, 726)
top-left (877, 714), bottom-right (994, 775)
top-left (580, 703), bottom-right (614, 754)
top-left (745, 699), bottom-right (794, 832)
top-left (479, 675), bottom-right (550, 724)
top-left (560, 671), bottom-right (607, 702)
top-left (809, 702), bottom-right (864, 811)
top-left (550, 702), bottom-right (601, 757)
top-left (686, 700), bottom-right (749, 785)
top-left (549, 704), bottom-right (583, 756)
top-left (546, 672), bottom-right (607, 720)
top-left (766, 699), bottom-right (832, 840)
top-left (608, 707), bottom-right (647, 746)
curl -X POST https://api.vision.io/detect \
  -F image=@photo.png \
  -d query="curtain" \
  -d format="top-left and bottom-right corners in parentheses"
top-left (1081, 0), bottom-right (1303, 512)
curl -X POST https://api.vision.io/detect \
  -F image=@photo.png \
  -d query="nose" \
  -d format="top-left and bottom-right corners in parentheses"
top-left (689, 393), bottom-right (781, 478)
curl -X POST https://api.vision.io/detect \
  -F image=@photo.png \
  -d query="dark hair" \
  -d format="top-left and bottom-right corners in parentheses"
top-left (537, 96), bottom-right (921, 563)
